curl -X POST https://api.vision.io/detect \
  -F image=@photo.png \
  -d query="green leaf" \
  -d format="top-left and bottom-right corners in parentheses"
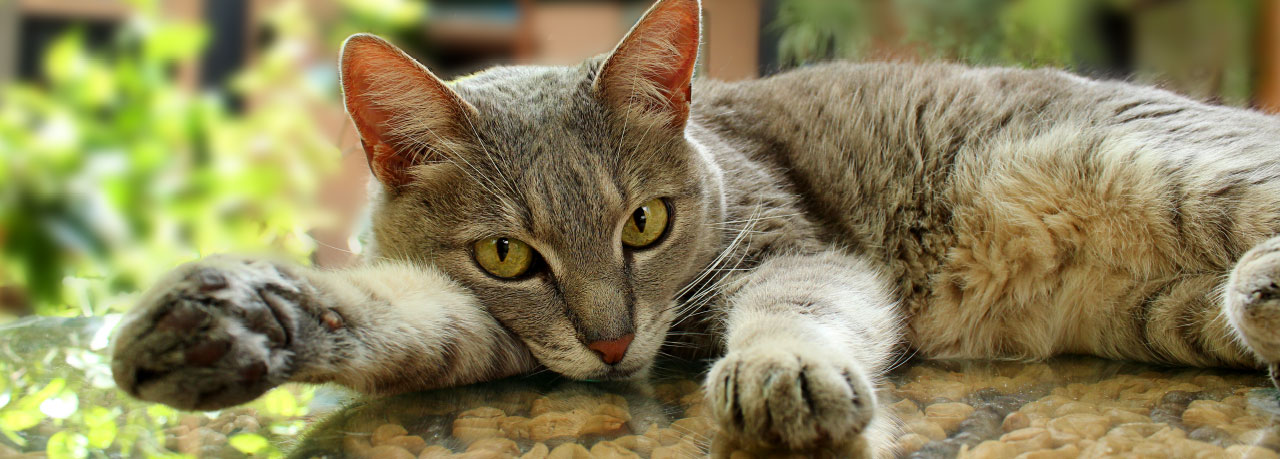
top-left (24, 378), bottom-right (67, 409)
top-left (0, 427), bottom-right (25, 447)
top-left (0, 409), bottom-right (42, 432)
top-left (228, 433), bottom-right (270, 455)
top-left (260, 388), bottom-right (297, 417)
top-left (145, 23), bottom-right (209, 62)
top-left (83, 406), bottom-right (117, 449)
top-left (146, 403), bottom-right (177, 423)
top-left (43, 33), bottom-right (87, 85)
top-left (0, 378), bottom-right (67, 431)
top-left (46, 431), bottom-right (89, 459)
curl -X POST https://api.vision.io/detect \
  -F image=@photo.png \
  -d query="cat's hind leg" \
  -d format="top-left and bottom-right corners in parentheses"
top-left (1225, 235), bottom-right (1280, 386)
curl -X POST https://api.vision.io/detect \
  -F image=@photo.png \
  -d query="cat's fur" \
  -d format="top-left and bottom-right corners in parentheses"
top-left (111, 0), bottom-right (1280, 455)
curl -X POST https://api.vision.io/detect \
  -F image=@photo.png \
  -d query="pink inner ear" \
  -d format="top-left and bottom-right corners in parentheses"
top-left (342, 37), bottom-right (412, 186)
top-left (648, 10), bottom-right (699, 105)
top-left (598, 0), bottom-right (701, 127)
top-left (340, 35), bottom-right (470, 188)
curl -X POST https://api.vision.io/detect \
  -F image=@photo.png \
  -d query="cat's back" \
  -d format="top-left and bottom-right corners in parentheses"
top-left (694, 60), bottom-right (1280, 164)
top-left (691, 60), bottom-right (1280, 241)
top-left (689, 62), bottom-right (1114, 286)
top-left (690, 61), bottom-right (1280, 340)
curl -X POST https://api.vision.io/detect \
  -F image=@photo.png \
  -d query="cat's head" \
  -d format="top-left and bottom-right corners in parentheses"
top-left (338, 0), bottom-right (722, 380)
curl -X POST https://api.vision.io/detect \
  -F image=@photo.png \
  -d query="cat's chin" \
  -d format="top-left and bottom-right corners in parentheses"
top-left (600, 363), bottom-right (650, 381)
top-left (547, 359), bottom-right (650, 382)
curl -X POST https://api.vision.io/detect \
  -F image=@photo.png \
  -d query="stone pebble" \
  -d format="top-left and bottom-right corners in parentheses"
top-left (897, 361), bottom-right (1280, 459)
top-left (330, 360), bottom-right (1280, 458)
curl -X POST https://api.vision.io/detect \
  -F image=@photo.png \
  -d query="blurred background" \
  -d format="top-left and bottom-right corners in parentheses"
top-left (2, 0), bottom-right (1280, 320)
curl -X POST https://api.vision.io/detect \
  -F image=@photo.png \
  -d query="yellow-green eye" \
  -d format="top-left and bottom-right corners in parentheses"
top-left (474, 237), bottom-right (535, 278)
top-left (622, 198), bottom-right (669, 248)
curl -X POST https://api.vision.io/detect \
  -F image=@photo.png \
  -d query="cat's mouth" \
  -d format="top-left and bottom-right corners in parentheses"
top-left (599, 364), bottom-right (646, 380)
top-left (552, 356), bottom-right (650, 381)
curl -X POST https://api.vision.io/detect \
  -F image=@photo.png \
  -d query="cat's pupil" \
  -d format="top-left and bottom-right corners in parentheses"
top-left (496, 238), bottom-right (510, 262)
top-left (633, 207), bottom-right (648, 233)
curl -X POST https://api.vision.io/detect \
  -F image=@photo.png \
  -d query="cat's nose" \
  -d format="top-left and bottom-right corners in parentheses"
top-left (587, 334), bottom-right (634, 365)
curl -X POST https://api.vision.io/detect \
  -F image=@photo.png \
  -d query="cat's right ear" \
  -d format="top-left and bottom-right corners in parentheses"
top-left (594, 0), bottom-right (701, 130)
top-left (340, 34), bottom-right (477, 189)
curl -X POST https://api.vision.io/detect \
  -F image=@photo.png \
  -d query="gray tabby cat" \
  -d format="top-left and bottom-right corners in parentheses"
top-left (110, 0), bottom-right (1280, 454)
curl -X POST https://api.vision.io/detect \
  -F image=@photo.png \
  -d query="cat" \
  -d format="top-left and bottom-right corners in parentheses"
top-left (110, 0), bottom-right (1280, 454)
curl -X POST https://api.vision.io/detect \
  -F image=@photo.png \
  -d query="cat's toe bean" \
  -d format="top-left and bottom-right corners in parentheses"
top-left (111, 258), bottom-right (303, 410)
top-left (706, 346), bottom-right (875, 451)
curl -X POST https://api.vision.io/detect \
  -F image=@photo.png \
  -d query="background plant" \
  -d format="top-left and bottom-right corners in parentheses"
top-left (0, 0), bottom-right (422, 319)
top-left (773, 0), bottom-right (1259, 105)
top-left (0, 0), bottom-right (423, 456)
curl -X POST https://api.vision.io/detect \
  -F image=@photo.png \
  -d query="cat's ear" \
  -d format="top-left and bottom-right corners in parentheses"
top-left (594, 0), bottom-right (701, 130)
top-left (340, 34), bottom-right (477, 189)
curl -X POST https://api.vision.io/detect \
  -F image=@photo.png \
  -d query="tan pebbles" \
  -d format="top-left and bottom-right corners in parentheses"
top-left (303, 357), bottom-right (1280, 458)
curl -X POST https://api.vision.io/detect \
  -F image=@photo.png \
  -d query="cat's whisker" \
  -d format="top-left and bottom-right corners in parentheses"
top-left (407, 129), bottom-right (512, 203)
top-left (665, 243), bottom-right (751, 320)
top-left (672, 202), bottom-right (764, 300)
top-left (445, 151), bottom-right (508, 200)
top-left (664, 330), bottom-right (711, 336)
top-left (611, 90), bottom-right (638, 167)
top-left (660, 340), bottom-right (698, 348)
top-left (655, 349), bottom-right (685, 361)
top-left (885, 346), bottom-right (920, 374)
top-left (708, 212), bottom-right (806, 226)
top-left (397, 126), bottom-right (507, 201)
top-left (455, 102), bottom-right (522, 199)
top-left (680, 225), bottom-right (761, 308)
top-left (670, 225), bottom-right (757, 325)
top-left (304, 235), bottom-right (360, 256)
top-left (680, 206), bottom-right (763, 298)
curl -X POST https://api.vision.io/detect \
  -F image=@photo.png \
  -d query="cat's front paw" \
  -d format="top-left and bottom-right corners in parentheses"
top-left (706, 343), bottom-right (876, 453)
top-left (111, 256), bottom-right (329, 410)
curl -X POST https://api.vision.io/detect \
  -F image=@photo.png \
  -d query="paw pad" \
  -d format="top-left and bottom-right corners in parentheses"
top-left (184, 339), bottom-right (231, 366)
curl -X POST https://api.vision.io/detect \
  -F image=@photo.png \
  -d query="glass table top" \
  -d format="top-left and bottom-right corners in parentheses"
top-left (2, 316), bottom-right (1278, 458)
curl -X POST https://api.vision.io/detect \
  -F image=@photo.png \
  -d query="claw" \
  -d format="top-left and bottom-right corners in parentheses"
top-left (321, 309), bottom-right (345, 331)
top-left (195, 269), bottom-right (229, 291)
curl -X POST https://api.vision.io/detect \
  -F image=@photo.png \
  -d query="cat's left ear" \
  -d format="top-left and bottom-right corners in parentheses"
top-left (594, 0), bottom-right (701, 130)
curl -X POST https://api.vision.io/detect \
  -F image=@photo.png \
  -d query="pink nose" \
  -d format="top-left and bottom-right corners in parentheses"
top-left (587, 334), bottom-right (634, 365)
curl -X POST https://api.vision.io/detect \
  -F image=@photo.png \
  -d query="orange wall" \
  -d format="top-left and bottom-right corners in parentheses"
top-left (528, 3), bottom-right (625, 65)
top-left (703, 0), bottom-right (760, 81)
top-left (526, 0), bottom-right (761, 80)
top-left (1257, 0), bottom-right (1280, 112)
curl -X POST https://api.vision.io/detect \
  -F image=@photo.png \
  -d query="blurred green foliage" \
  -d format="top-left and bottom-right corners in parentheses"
top-left (0, 0), bottom-right (423, 318)
top-left (774, 0), bottom-right (1260, 105)
top-left (1, 0), bottom-right (424, 454)
top-left (0, 316), bottom-right (317, 457)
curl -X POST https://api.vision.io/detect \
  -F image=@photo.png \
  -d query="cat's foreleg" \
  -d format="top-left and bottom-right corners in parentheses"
top-left (706, 250), bottom-right (902, 454)
top-left (111, 255), bottom-right (536, 411)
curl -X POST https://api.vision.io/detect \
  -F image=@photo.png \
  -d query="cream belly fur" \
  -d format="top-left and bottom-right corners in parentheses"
top-left (920, 126), bottom-right (1272, 367)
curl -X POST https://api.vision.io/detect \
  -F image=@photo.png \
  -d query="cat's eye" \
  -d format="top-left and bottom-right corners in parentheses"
top-left (474, 237), bottom-right (535, 278)
top-left (622, 198), bottom-right (669, 248)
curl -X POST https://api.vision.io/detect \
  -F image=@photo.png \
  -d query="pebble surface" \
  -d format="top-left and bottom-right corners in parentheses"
top-left (283, 357), bottom-right (1280, 458)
